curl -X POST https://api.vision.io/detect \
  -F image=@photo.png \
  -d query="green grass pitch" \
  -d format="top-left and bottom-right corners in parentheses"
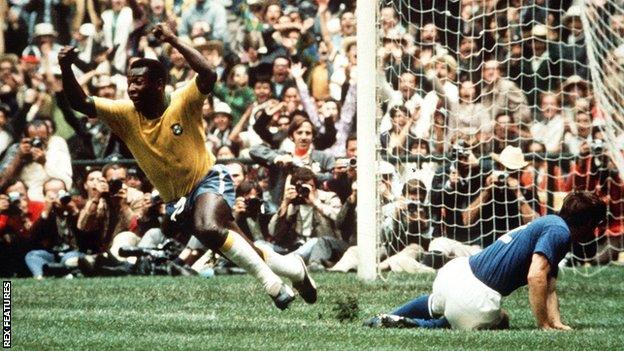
top-left (11, 267), bottom-right (624, 350)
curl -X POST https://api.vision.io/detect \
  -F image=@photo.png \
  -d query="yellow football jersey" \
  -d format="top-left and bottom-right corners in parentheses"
top-left (93, 78), bottom-right (214, 202)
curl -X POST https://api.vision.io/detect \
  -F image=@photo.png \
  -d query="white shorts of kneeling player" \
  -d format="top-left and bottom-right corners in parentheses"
top-left (430, 257), bottom-right (503, 330)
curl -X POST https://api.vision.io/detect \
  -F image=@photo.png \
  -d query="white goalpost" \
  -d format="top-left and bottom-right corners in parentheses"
top-left (356, 0), bottom-right (378, 281)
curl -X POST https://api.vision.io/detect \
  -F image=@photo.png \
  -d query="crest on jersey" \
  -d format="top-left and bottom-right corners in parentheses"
top-left (171, 123), bottom-right (183, 136)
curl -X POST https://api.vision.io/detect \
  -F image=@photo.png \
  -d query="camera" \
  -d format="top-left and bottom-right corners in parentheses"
top-left (150, 189), bottom-right (162, 205)
top-left (492, 170), bottom-right (508, 185)
top-left (349, 158), bottom-right (357, 167)
top-left (147, 33), bottom-right (160, 47)
top-left (4, 191), bottom-right (22, 215)
top-left (406, 200), bottom-right (421, 214)
top-left (591, 139), bottom-right (605, 155)
top-left (30, 137), bottom-right (44, 149)
top-left (8, 191), bottom-right (20, 204)
top-left (451, 140), bottom-right (470, 161)
top-left (244, 197), bottom-right (263, 217)
top-left (108, 178), bottom-right (124, 195)
top-left (58, 190), bottom-right (72, 205)
top-left (292, 181), bottom-right (311, 205)
top-left (295, 181), bottom-right (311, 198)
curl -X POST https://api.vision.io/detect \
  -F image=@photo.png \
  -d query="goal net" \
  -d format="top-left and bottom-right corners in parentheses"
top-left (357, 0), bottom-right (624, 279)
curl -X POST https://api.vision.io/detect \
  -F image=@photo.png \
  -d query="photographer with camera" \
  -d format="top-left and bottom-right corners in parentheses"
top-left (76, 168), bottom-right (139, 255)
top-left (565, 136), bottom-right (624, 263)
top-left (378, 178), bottom-right (436, 273)
top-left (0, 179), bottom-right (45, 277)
top-left (0, 119), bottom-right (72, 201)
top-left (233, 180), bottom-right (272, 242)
top-left (269, 167), bottom-right (345, 271)
top-left (325, 156), bottom-right (356, 203)
top-left (430, 139), bottom-right (489, 243)
top-left (463, 146), bottom-right (540, 247)
top-left (250, 117), bottom-right (335, 210)
top-left (24, 178), bottom-right (84, 278)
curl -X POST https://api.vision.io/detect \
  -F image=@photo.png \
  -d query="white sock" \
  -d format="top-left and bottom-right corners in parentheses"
top-left (220, 231), bottom-right (282, 296)
top-left (258, 245), bottom-right (305, 283)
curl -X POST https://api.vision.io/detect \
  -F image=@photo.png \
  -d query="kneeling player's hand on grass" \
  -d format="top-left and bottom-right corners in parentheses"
top-left (552, 323), bottom-right (572, 331)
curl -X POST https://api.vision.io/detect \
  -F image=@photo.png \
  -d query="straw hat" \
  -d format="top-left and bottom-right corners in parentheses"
top-left (492, 146), bottom-right (528, 170)
top-left (562, 75), bottom-right (588, 91)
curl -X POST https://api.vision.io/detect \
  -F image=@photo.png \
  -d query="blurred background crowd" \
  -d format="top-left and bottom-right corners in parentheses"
top-left (0, 0), bottom-right (622, 279)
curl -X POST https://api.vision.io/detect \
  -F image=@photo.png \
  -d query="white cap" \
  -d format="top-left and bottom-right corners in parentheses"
top-left (33, 23), bottom-right (57, 38)
top-left (531, 24), bottom-right (548, 38)
top-left (564, 5), bottom-right (582, 21)
top-left (79, 23), bottom-right (96, 37)
top-left (212, 101), bottom-right (233, 117)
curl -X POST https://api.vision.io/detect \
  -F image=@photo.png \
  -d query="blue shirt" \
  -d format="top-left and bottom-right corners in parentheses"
top-left (179, 2), bottom-right (228, 42)
top-left (469, 215), bottom-right (571, 296)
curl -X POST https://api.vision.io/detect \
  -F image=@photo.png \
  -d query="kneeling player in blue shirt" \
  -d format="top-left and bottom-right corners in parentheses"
top-left (364, 191), bottom-right (606, 330)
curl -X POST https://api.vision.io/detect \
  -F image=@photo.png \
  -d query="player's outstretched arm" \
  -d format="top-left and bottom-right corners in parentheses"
top-left (546, 277), bottom-right (572, 330)
top-left (151, 23), bottom-right (216, 95)
top-left (527, 253), bottom-right (552, 330)
top-left (58, 47), bottom-right (96, 117)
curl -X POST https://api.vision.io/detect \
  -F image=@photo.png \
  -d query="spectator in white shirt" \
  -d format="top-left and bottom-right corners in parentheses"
top-left (530, 92), bottom-right (565, 153)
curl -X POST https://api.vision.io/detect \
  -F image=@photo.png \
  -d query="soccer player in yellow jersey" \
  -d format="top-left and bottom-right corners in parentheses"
top-left (58, 23), bottom-right (316, 310)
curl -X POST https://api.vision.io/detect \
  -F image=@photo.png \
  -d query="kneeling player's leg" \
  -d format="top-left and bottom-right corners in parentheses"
top-left (192, 192), bottom-right (292, 307)
top-left (391, 294), bottom-right (435, 319)
top-left (389, 294), bottom-right (450, 328)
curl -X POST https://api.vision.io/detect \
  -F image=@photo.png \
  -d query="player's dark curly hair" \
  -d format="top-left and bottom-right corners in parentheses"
top-left (558, 191), bottom-right (607, 229)
top-left (129, 58), bottom-right (167, 85)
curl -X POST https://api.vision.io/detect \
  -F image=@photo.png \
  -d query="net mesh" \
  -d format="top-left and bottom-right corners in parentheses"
top-left (374, 0), bottom-right (624, 275)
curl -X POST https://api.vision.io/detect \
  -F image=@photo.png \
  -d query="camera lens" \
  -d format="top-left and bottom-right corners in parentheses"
top-left (406, 201), bottom-right (418, 213)
top-left (108, 179), bottom-right (124, 195)
top-left (58, 190), bottom-right (71, 205)
top-left (349, 158), bottom-right (357, 167)
top-left (31, 137), bottom-right (43, 149)
top-left (298, 186), bottom-right (310, 198)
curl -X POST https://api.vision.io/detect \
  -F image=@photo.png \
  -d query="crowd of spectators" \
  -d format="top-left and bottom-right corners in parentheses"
top-left (0, 0), bottom-right (622, 278)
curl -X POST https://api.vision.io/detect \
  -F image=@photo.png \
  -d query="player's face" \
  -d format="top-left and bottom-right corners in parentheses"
top-left (127, 69), bottom-right (162, 107)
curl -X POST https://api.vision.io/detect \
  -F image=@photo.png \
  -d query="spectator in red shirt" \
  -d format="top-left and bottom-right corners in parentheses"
top-left (0, 179), bottom-right (44, 277)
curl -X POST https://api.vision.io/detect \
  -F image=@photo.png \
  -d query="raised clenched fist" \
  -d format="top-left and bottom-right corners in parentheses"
top-left (151, 23), bottom-right (177, 44)
top-left (58, 46), bottom-right (78, 68)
